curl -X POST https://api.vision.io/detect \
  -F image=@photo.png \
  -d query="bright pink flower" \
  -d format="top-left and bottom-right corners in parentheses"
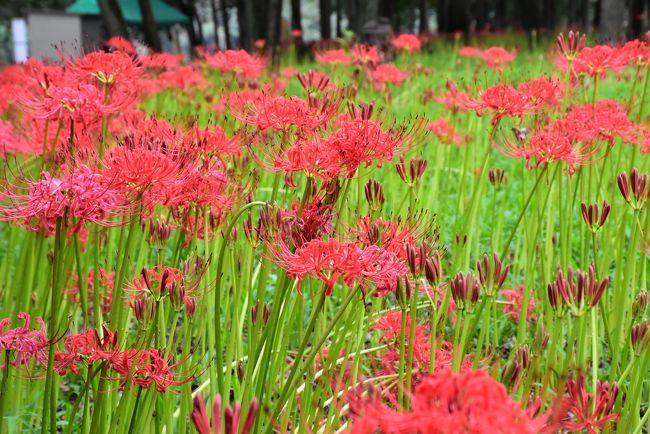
top-left (466, 84), bottom-right (541, 126)
top-left (66, 50), bottom-right (142, 89)
top-left (499, 285), bottom-right (537, 322)
top-left (391, 34), bottom-right (422, 53)
top-left (459, 46), bottom-right (483, 58)
top-left (481, 46), bottom-right (516, 70)
top-left (518, 76), bottom-right (564, 107)
top-left (351, 45), bottom-right (380, 66)
top-left (315, 49), bottom-right (351, 66)
top-left (104, 36), bottom-right (136, 54)
top-left (130, 348), bottom-right (189, 392)
top-left (205, 50), bottom-right (265, 79)
top-left (368, 64), bottom-right (409, 90)
top-left (426, 117), bottom-right (465, 145)
top-left (0, 312), bottom-right (48, 367)
top-left (564, 100), bottom-right (636, 145)
top-left (573, 45), bottom-right (627, 78)
top-left (619, 39), bottom-right (650, 66)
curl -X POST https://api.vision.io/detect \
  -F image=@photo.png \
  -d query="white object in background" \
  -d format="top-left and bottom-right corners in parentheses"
top-left (11, 18), bottom-right (28, 62)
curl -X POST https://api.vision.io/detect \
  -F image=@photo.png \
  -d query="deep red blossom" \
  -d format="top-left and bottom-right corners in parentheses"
top-left (104, 36), bottom-right (136, 54)
top-left (54, 327), bottom-right (118, 375)
top-left (564, 100), bottom-right (636, 145)
top-left (518, 76), bottom-right (564, 107)
top-left (426, 117), bottom-right (465, 145)
top-left (351, 45), bottom-right (380, 66)
top-left (65, 50), bottom-right (142, 89)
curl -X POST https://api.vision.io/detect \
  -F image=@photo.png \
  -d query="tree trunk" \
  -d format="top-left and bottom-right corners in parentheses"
top-left (211, 0), bottom-right (223, 48)
top-left (628, 0), bottom-right (645, 39)
top-left (138, 0), bottom-right (161, 51)
top-left (97, 0), bottom-right (128, 38)
top-left (267, 0), bottom-right (282, 55)
top-left (599, 0), bottom-right (626, 42)
top-left (237, 0), bottom-right (254, 50)
top-left (438, 0), bottom-right (469, 34)
top-left (220, 0), bottom-right (232, 49)
top-left (320, 0), bottom-right (332, 39)
top-left (291, 0), bottom-right (303, 34)
top-left (335, 0), bottom-right (342, 36)
top-left (419, 0), bottom-right (428, 33)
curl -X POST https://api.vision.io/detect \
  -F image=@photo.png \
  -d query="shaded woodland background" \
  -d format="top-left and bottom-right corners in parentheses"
top-left (2, 0), bottom-right (650, 56)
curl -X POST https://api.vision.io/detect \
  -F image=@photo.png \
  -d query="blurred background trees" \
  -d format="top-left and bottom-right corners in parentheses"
top-left (1, 0), bottom-right (649, 60)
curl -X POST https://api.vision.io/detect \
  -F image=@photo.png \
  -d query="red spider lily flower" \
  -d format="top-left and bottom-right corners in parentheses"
top-left (0, 312), bottom-right (49, 367)
top-left (434, 80), bottom-right (472, 113)
top-left (230, 94), bottom-right (338, 132)
top-left (367, 64), bottom-right (409, 91)
top-left (499, 285), bottom-right (537, 322)
top-left (351, 45), bottom-right (380, 66)
top-left (426, 117), bottom-right (465, 145)
top-left (458, 46), bottom-right (483, 58)
top-left (0, 120), bottom-right (40, 155)
top-left (564, 100), bottom-right (636, 145)
top-left (327, 104), bottom-right (423, 177)
top-left (129, 348), bottom-right (191, 392)
top-left (53, 326), bottom-right (118, 375)
top-left (465, 84), bottom-right (541, 126)
top-left (561, 376), bottom-right (619, 433)
top-left (547, 265), bottom-right (609, 315)
top-left (347, 368), bottom-right (547, 433)
top-left (192, 125), bottom-right (240, 156)
top-left (141, 52), bottom-right (185, 71)
top-left (272, 238), bottom-right (407, 296)
top-left (272, 136), bottom-right (343, 181)
top-left (481, 46), bottom-right (517, 70)
top-left (205, 49), bottom-right (266, 79)
top-left (619, 39), bottom-right (650, 66)
top-left (518, 76), bottom-right (564, 107)
top-left (281, 66), bottom-right (299, 78)
top-left (100, 132), bottom-right (199, 214)
top-left (65, 50), bottom-right (142, 90)
top-left (291, 29), bottom-right (302, 38)
top-left (192, 393), bottom-right (259, 434)
top-left (391, 34), bottom-right (422, 53)
top-left (351, 216), bottom-right (420, 261)
top-left (129, 265), bottom-right (203, 312)
top-left (104, 36), bottom-right (136, 54)
top-left (276, 197), bottom-right (334, 248)
top-left (158, 65), bottom-right (208, 90)
top-left (497, 125), bottom-right (599, 175)
top-left (572, 45), bottom-right (627, 79)
top-left (296, 70), bottom-right (336, 93)
top-left (315, 49), bottom-right (352, 66)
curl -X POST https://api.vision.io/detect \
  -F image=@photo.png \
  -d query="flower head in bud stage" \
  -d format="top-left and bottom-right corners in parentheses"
top-left (561, 376), bottom-right (619, 433)
top-left (618, 168), bottom-right (649, 210)
top-left (547, 265), bottom-right (609, 316)
top-left (631, 320), bottom-right (650, 356)
top-left (477, 252), bottom-right (509, 296)
top-left (488, 168), bottom-right (507, 187)
top-left (192, 393), bottom-right (259, 434)
top-left (395, 156), bottom-right (428, 187)
top-left (450, 272), bottom-right (480, 312)
top-left (557, 31), bottom-right (587, 61)
top-left (580, 201), bottom-right (611, 232)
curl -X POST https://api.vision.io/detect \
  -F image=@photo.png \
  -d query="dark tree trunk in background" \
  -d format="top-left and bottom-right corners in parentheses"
top-left (628, 0), bottom-right (646, 38)
top-left (419, 0), bottom-right (429, 33)
top-left (599, 0), bottom-right (626, 41)
top-left (237, 0), bottom-right (254, 50)
top-left (291, 0), bottom-right (303, 34)
top-left (568, 0), bottom-right (589, 27)
top-left (267, 0), bottom-right (282, 56)
top-left (138, 0), bottom-right (161, 51)
top-left (473, 0), bottom-right (488, 32)
top-left (320, 0), bottom-right (332, 40)
top-left (438, 0), bottom-right (469, 34)
top-left (98, 0), bottom-right (128, 38)
top-left (335, 0), bottom-right (342, 36)
top-left (167, 0), bottom-right (203, 48)
top-left (220, 0), bottom-right (232, 49)
top-left (253, 0), bottom-right (269, 40)
top-left (210, 0), bottom-right (222, 48)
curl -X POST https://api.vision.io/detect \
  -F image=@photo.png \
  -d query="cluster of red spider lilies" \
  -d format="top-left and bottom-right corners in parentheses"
top-left (0, 30), bottom-right (649, 433)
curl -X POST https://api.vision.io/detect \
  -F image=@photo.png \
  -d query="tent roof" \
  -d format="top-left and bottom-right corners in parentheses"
top-left (67, 0), bottom-right (190, 25)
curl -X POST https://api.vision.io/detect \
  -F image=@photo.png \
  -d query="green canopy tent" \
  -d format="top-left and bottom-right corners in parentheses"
top-left (66, 0), bottom-right (190, 26)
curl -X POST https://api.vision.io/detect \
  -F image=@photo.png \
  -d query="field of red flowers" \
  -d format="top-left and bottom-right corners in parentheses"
top-left (0, 31), bottom-right (649, 433)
